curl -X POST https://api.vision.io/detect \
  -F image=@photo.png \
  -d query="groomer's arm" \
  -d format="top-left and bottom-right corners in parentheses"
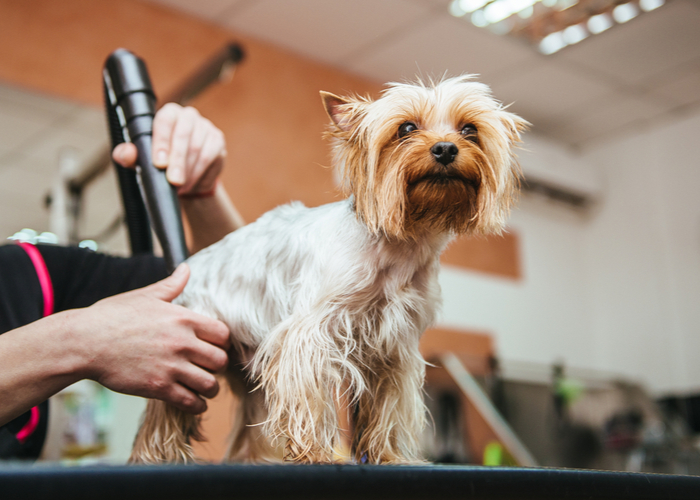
top-left (0, 264), bottom-right (229, 427)
top-left (112, 103), bottom-right (245, 253)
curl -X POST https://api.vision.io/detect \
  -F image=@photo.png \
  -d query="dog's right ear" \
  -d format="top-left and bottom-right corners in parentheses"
top-left (320, 91), bottom-right (355, 132)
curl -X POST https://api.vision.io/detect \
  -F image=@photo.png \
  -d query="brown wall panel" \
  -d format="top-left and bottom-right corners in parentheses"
top-left (441, 231), bottom-right (521, 280)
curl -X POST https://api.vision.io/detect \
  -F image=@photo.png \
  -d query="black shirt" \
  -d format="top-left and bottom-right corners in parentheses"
top-left (0, 244), bottom-right (167, 460)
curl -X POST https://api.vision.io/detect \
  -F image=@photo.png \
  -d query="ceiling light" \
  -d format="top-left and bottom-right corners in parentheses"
top-left (612, 2), bottom-right (639, 23)
top-left (450, 0), bottom-right (666, 55)
top-left (461, 0), bottom-right (491, 12)
top-left (587, 13), bottom-right (613, 34)
top-left (539, 31), bottom-right (567, 54)
top-left (483, 0), bottom-right (539, 24)
top-left (471, 10), bottom-right (489, 26)
top-left (483, 1), bottom-right (513, 23)
top-left (518, 5), bottom-right (534, 18)
top-left (556, 0), bottom-right (578, 10)
top-left (562, 24), bottom-right (588, 44)
top-left (639, 0), bottom-right (664, 11)
top-left (449, 0), bottom-right (468, 17)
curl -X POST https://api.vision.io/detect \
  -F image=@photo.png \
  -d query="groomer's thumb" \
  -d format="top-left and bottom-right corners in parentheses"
top-left (147, 263), bottom-right (190, 302)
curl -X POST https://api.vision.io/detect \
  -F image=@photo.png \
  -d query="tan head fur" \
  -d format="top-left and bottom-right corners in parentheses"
top-left (322, 75), bottom-right (528, 240)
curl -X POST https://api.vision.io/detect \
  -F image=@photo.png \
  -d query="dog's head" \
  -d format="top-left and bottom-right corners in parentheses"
top-left (322, 75), bottom-right (528, 240)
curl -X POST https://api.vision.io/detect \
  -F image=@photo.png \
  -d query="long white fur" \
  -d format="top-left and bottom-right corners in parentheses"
top-left (176, 198), bottom-right (444, 461)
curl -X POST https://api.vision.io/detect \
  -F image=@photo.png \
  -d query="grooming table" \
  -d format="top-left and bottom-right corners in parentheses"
top-left (1, 464), bottom-right (699, 499)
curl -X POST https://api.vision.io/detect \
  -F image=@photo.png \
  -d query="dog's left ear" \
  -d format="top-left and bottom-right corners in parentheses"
top-left (503, 110), bottom-right (530, 145)
top-left (320, 91), bottom-right (355, 132)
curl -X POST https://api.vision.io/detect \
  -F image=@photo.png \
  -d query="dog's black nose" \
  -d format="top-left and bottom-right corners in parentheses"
top-left (431, 142), bottom-right (458, 165)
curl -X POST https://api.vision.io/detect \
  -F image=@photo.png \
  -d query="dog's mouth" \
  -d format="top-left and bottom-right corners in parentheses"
top-left (409, 172), bottom-right (480, 191)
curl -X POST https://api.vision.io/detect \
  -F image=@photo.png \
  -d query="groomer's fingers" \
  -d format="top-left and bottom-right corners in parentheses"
top-left (184, 117), bottom-right (207, 178)
top-left (140, 263), bottom-right (190, 303)
top-left (177, 365), bottom-right (221, 400)
top-left (151, 103), bottom-right (180, 169)
top-left (166, 383), bottom-right (208, 414)
top-left (112, 143), bottom-right (138, 168)
top-left (191, 317), bottom-right (231, 351)
top-left (181, 125), bottom-right (225, 194)
top-left (189, 340), bottom-right (229, 373)
top-left (166, 106), bottom-right (200, 186)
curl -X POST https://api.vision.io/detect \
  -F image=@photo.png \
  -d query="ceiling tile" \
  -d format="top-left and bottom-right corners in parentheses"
top-left (558, 0), bottom-right (700, 86)
top-left (221, 0), bottom-right (433, 66)
top-left (489, 62), bottom-right (616, 132)
top-left (646, 66), bottom-right (700, 111)
top-left (549, 92), bottom-right (670, 147)
top-left (346, 14), bottom-right (540, 85)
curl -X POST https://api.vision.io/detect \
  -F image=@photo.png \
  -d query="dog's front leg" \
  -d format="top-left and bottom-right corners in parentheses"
top-left (253, 316), bottom-right (344, 463)
top-left (129, 400), bottom-right (201, 464)
top-left (354, 343), bottom-right (427, 464)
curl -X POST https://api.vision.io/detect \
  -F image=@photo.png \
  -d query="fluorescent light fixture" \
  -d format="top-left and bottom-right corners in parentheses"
top-left (460, 0), bottom-right (490, 13)
top-left (471, 9), bottom-right (489, 26)
top-left (483, 0), bottom-right (512, 23)
top-left (613, 2), bottom-right (639, 23)
top-left (483, 0), bottom-right (539, 24)
top-left (562, 24), bottom-right (588, 44)
top-left (539, 31), bottom-right (567, 54)
top-left (639, 0), bottom-right (664, 11)
top-left (449, 0), bottom-right (468, 17)
top-left (518, 5), bottom-right (534, 18)
top-left (587, 13), bottom-right (613, 34)
top-left (450, 0), bottom-right (662, 56)
top-left (556, 0), bottom-right (578, 10)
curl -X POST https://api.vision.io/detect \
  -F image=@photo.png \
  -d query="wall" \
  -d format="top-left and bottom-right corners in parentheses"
top-left (438, 111), bottom-right (700, 396)
top-left (581, 112), bottom-right (700, 394)
top-left (438, 133), bottom-right (599, 373)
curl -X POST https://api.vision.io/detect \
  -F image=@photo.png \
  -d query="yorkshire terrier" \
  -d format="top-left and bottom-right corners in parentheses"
top-left (130, 75), bottom-right (527, 465)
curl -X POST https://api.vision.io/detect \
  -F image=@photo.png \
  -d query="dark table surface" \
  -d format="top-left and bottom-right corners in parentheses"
top-left (1, 463), bottom-right (699, 500)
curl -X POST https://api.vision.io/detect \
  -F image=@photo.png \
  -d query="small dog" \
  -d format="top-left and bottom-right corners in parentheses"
top-left (130, 75), bottom-right (527, 465)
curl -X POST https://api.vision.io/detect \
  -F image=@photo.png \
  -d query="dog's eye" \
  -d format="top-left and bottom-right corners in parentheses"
top-left (398, 122), bottom-right (418, 138)
top-left (461, 124), bottom-right (478, 141)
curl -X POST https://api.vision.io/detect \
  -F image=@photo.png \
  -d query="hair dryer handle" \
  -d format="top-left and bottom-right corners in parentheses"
top-left (103, 49), bottom-right (188, 273)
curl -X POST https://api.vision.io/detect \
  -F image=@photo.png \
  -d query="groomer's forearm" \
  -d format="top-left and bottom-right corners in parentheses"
top-left (181, 183), bottom-right (245, 253)
top-left (0, 312), bottom-right (85, 426)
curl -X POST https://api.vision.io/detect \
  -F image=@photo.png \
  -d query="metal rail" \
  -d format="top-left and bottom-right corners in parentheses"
top-left (440, 352), bottom-right (538, 467)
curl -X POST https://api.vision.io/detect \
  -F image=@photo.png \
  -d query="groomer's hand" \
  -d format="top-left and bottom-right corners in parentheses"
top-left (75, 263), bottom-right (230, 413)
top-left (112, 103), bottom-right (226, 195)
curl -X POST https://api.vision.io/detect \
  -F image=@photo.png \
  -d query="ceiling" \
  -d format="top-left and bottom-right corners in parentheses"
top-left (146, 0), bottom-right (700, 150)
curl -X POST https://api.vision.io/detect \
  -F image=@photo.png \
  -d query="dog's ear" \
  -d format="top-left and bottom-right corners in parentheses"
top-left (320, 91), bottom-right (355, 132)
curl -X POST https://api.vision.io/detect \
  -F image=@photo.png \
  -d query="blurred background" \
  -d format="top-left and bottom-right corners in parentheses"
top-left (0, 0), bottom-right (699, 472)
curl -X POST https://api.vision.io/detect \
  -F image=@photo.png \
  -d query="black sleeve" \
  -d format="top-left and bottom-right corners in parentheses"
top-left (0, 245), bottom-right (43, 334)
top-left (36, 245), bottom-right (168, 312)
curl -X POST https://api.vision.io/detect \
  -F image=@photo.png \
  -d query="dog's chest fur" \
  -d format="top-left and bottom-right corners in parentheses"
top-left (176, 199), bottom-right (447, 360)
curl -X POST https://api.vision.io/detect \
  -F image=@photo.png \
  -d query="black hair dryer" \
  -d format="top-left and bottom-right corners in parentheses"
top-left (103, 49), bottom-right (188, 273)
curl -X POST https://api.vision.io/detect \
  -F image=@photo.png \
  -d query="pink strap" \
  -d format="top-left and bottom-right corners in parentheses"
top-left (15, 242), bottom-right (54, 444)
top-left (15, 406), bottom-right (40, 444)
top-left (17, 242), bottom-right (54, 317)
